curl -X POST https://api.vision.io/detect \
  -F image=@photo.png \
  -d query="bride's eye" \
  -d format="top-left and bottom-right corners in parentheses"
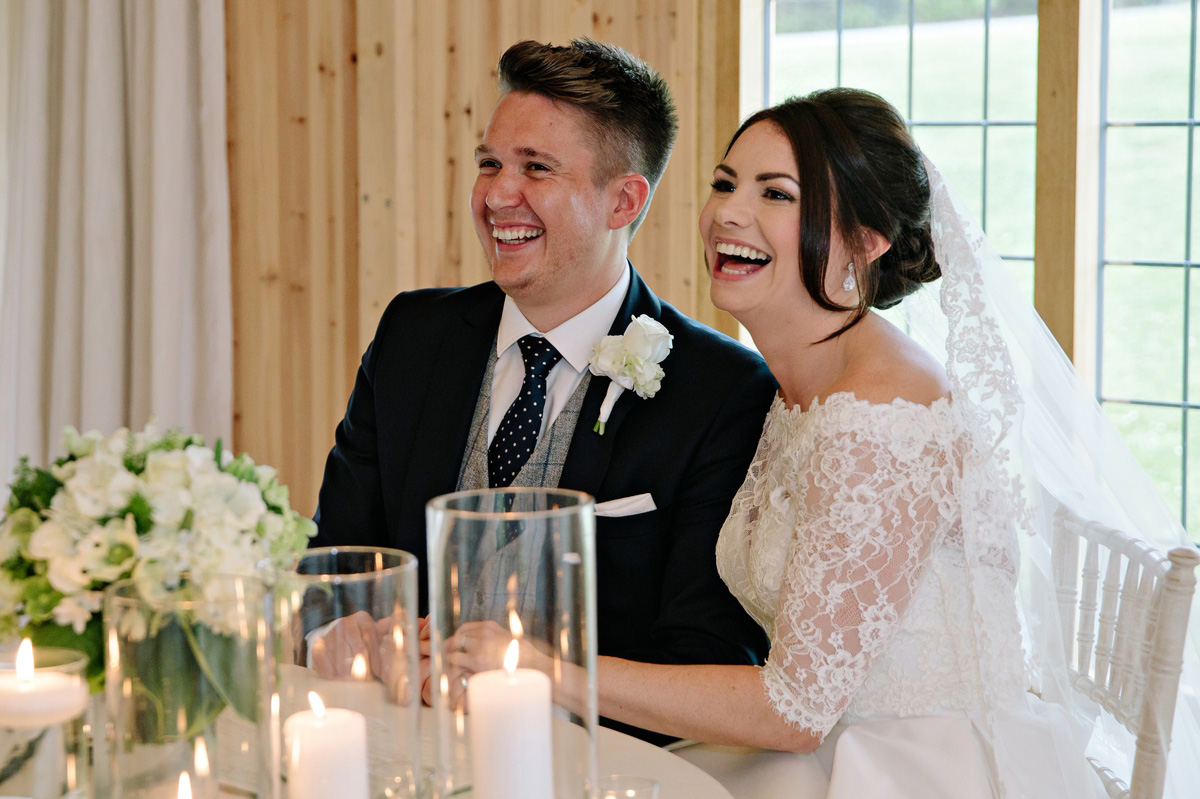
top-left (764, 187), bottom-right (795, 202)
top-left (711, 178), bottom-right (735, 193)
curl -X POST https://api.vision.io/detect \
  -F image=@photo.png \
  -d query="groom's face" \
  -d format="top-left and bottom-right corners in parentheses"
top-left (471, 91), bottom-right (627, 327)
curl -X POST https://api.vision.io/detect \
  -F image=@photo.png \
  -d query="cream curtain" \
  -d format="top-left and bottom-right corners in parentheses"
top-left (0, 0), bottom-right (232, 478)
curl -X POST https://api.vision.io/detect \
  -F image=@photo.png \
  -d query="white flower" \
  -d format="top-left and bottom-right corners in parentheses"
top-left (144, 449), bottom-right (190, 488)
top-left (623, 314), bottom-right (673, 362)
top-left (52, 595), bottom-right (95, 634)
top-left (586, 314), bottom-right (674, 434)
top-left (145, 483), bottom-right (192, 527)
top-left (64, 452), bottom-right (139, 519)
top-left (61, 426), bottom-right (103, 459)
top-left (77, 517), bottom-right (139, 582)
top-left (47, 554), bottom-right (91, 596)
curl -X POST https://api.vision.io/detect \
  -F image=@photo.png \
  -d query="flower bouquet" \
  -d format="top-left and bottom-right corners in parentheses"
top-left (0, 424), bottom-right (316, 744)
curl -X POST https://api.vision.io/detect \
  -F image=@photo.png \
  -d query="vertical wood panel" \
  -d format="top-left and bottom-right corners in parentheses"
top-left (228, 0), bottom-right (357, 516)
top-left (229, 0), bottom-right (738, 515)
top-left (1034, 0), bottom-right (1101, 378)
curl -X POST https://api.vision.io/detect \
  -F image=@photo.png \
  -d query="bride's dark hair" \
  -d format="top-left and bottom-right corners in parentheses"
top-left (728, 88), bottom-right (940, 338)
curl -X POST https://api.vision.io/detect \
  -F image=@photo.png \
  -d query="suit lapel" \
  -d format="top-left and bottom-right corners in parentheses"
top-left (409, 287), bottom-right (504, 496)
top-left (559, 265), bottom-right (662, 495)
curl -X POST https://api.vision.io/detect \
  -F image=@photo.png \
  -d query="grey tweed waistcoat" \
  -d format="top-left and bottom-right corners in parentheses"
top-left (456, 342), bottom-right (592, 491)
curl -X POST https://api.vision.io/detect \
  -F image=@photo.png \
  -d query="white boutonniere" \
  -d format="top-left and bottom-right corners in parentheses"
top-left (586, 314), bottom-right (673, 435)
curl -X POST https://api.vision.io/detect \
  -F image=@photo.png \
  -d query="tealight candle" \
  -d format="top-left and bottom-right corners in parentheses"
top-left (283, 691), bottom-right (369, 799)
top-left (466, 640), bottom-right (553, 799)
top-left (0, 640), bottom-right (89, 729)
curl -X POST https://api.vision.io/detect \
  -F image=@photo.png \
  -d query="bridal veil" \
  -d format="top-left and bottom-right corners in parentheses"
top-left (897, 156), bottom-right (1200, 799)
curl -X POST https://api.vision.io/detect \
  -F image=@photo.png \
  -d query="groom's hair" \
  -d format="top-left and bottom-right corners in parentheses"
top-left (497, 39), bottom-right (678, 234)
top-left (730, 89), bottom-right (941, 340)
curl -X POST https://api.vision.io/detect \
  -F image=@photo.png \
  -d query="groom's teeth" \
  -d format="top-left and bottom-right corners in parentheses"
top-left (492, 226), bottom-right (544, 242)
top-left (714, 241), bottom-right (770, 262)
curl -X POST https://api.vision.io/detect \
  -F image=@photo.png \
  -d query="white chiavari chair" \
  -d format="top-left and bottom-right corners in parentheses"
top-left (1052, 506), bottom-right (1199, 799)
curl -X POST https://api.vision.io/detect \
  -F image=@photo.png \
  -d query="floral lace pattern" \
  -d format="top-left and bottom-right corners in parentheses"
top-left (716, 393), bottom-right (1027, 740)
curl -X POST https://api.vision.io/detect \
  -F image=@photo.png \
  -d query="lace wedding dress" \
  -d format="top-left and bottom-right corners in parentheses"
top-left (716, 392), bottom-right (1099, 798)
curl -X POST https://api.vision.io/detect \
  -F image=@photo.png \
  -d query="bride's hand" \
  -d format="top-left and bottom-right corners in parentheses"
top-left (445, 620), bottom-right (553, 676)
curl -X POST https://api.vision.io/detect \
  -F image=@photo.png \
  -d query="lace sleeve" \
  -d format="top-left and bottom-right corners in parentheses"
top-left (761, 411), bottom-right (957, 738)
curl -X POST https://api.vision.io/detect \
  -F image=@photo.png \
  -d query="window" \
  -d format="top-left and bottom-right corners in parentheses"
top-left (1098, 0), bottom-right (1199, 538)
top-left (764, 0), bottom-right (1038, 297)
top-left (760, 0), bottom-right (1200, 543)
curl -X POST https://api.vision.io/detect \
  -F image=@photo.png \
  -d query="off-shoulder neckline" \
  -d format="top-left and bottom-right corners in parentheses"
top-left (773, 390), bottom-right (954, 415)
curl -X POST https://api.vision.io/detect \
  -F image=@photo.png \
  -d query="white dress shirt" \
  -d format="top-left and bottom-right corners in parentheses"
top-left (488, 266), bottom-right (631, 443)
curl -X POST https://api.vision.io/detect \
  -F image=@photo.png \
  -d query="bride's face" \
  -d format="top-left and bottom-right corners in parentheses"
top-left (700, 121), bottom-right (854, 326)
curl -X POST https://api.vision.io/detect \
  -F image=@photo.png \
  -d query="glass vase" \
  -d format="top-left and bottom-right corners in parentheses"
top-left (0, 644), bottom-right (90, 798)
top-left (272, 546), bottom-right (422, 799)
top-left (103, 574), bottom-right (273, 799)
top-left (426, 488), bottom-right (598, 799)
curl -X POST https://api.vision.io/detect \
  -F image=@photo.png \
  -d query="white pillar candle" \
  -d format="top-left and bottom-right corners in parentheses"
top-left (283, 692), bottom-right (369, 799)
top-left (0, 640), bottom-right (88, 729)
top-left (466, 641), bottom-right (553, 799)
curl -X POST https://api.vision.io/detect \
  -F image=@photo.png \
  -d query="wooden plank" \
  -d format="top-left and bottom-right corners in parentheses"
top-left (1034, 0), bottom-right (1101, 379)
top-left (227, 0), bottom-right (285, 477)
top-left (357, 0), bottom-right (398, 352)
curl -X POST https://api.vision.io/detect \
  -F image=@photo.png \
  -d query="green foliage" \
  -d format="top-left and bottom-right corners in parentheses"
top-left (116, 492), bottom-right (155, 536)
top-left (224, 453), bottom-right (257, 484)
top-left (126, 614), bottom-right (259, 742)
top-left (5, 459), bottom-right (62, 515)
top-left (29, 615), bottom-right (106, 692)
top-left (21, 576), bottom-right (63, 623)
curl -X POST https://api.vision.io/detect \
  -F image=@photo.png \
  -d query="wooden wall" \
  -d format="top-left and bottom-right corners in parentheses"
top-left (226, 0), bottom-right (742, 515)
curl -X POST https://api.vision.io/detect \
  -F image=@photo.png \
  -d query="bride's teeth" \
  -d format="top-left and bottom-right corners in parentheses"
top-left (714, 242), bottom-right (769, 262)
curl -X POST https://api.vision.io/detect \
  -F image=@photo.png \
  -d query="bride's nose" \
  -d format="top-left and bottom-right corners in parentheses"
top-left (714, 199), bottom-right (750, 228)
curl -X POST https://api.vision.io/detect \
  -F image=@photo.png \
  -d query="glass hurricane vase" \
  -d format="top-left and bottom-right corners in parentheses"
top-left (426, 488), bottom-right (598, 799)
top-left (103, 574), bottom-right (273, 799)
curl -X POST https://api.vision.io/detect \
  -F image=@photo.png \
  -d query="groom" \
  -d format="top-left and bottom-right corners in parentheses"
top-left (314, 40), bottom-right (774, 698)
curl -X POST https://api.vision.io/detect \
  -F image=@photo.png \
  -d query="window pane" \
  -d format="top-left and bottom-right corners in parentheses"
top-left (1107, 402), bottom-right (1183, 522)
top-left (1187, 411), bottom-right (1200, 542)
top-left (912, 2), bottom-right (984, 122)
top-left (841, 32), bottom-right (908, 109)
top-left (986, 13), bottom-right (1038, 121)
top-left (1108, 1), bottom-right (1192, 122)
top-left (1102, 265), bottom-right (1185, 402)
top-left (841, 3), bottom-right (909, 110)
top-left (985, 126), bottom-right (1036, 256)
top-left (913, 126), bottom-right (983, 223)
top-left (1188, 268), bottom-right (1200, 400)
top-left (1105, 126), bottom-right (1188, 263)
top-left (1005, 259), bottom-right (1034, 304)
top-left (771, 0), bottom-right (837, 103)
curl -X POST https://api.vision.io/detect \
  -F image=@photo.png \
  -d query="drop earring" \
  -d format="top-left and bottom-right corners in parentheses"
top-left (843, 262), bottom-right (857, 293)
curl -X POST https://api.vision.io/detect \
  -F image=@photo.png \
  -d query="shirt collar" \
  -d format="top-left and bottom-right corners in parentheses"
top-left (496, 264), bottom-right (632, 373)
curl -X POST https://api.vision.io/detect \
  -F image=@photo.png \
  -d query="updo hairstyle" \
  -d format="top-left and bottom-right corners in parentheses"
top-left (729, 88), bottom-right (940, 337)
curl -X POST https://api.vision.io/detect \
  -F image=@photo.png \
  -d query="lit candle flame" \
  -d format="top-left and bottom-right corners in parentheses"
top-left (177, 771), bottom-right (192, 799)
top-left (508, 609), bottom-right (523, 638)
top-left (503, 639), bottom-right (519, 675)
top-left (15, 638), bottom-right (33, 683)
top-left (351, 653), bottom-right (368, 679)
top-left (194, 737), bottom-right (210, 777)
top-left (307, 691), bottom-right (326, 719)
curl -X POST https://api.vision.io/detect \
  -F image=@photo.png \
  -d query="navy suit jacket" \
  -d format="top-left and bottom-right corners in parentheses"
top-left (314, 266), bottom-right (775, 680)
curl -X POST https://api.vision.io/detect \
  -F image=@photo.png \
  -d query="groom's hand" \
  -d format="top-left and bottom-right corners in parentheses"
top-left (309, 611), bottom-right (412, 703)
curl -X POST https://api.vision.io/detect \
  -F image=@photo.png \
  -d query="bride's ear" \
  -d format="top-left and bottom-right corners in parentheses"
top-left (864, 228), bottom-right (891, 264)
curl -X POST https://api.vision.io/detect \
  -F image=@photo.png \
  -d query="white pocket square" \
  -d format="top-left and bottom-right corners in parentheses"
top-left (595, 493), bottom-right (657, 517)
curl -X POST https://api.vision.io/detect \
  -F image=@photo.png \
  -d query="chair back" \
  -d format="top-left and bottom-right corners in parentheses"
top-left (1052, 506), bottom-right (1199, 799)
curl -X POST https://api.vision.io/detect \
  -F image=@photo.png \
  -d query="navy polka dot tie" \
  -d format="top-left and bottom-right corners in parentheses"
top-left (488, 335), bottom-right (563, 487)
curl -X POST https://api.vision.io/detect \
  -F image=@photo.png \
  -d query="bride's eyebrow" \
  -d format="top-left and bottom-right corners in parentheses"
top-left (756, 171), bottom-right (800, 185)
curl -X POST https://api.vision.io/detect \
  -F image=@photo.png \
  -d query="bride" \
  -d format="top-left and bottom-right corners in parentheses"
top-left (452, 88), bottom-right (1200, 798)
